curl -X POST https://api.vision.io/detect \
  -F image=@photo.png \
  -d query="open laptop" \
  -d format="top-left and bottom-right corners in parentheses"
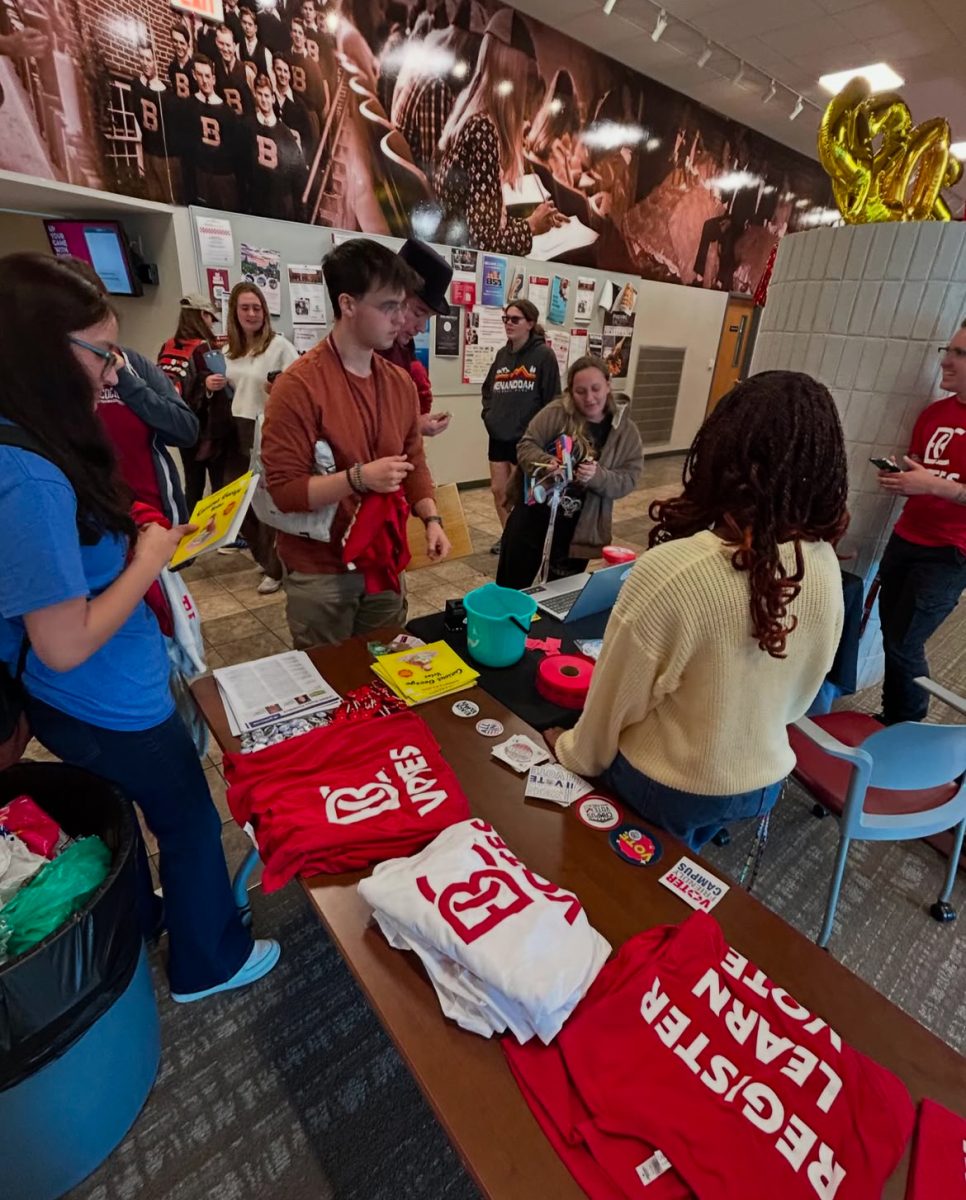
top-left (523, 562), bottom-right (632, 623)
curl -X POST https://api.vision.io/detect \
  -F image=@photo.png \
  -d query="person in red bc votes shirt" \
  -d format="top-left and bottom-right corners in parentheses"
top-left (876, 320), bottom-right (966, 723)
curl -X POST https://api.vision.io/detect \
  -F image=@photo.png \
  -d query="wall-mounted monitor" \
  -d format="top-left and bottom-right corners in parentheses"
top-left (44, 219), bottom-right (142, 296)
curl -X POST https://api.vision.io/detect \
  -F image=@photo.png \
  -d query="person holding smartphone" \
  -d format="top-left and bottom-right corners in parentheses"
top-left (873, 323), bottom-right (966, 724)
top-left (158, 293), bottom-right (236, 513)
top-left (0, 253), bottom-right (278, 1001)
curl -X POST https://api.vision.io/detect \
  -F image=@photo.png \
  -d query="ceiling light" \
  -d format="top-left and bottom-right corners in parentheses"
top-left (651, 9), bottom-right (668, 42)
top-left (707, 170), bottom-right (764, 193)
top-left (763, 79), bottom-right (777, 104)
top-left (496, 79), bottom-right (514, 97)
top-left (789, 95), bottom-right (804, 121)
top-left (732, 62), bottom-right (745, 87)
top-left (452, 60), bottom-right (469, 80)
top-left (645, 137), bottom-right (661, 151)
top-left (951, 142), bottom-right (966, 160)
top-left (696, 44), bottom-right (712, 68)
top-left (580, 121), bottom-right (646, 150)
top-left (602, 0), bottom-right (618, 14)
top-left (818, 62), bottom-right (903, 94)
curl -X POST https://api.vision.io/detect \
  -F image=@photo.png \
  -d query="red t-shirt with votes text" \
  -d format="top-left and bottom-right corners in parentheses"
top-left (224, 711), bottom-right (470, 890)
top-left (505, 911), bottom-right (914, 1200)
top-left (895, 395), bottom-right (966, 554)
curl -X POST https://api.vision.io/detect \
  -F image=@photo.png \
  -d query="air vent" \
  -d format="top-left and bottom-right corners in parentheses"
top-left (627, 346), bottom-right (685, 447)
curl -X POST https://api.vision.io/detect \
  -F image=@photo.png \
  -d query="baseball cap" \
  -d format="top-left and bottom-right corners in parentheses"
top-left (180, 292), bottom-right (219, 317)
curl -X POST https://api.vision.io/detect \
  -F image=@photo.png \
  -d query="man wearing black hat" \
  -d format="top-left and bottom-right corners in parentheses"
top-left (378, 239), bottom-right (454, 438)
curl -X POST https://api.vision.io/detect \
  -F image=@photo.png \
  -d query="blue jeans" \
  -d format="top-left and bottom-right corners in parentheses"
top-left (27, 698), bottom-right (253, 995)
top-left (602, 753), bottom-right (782, 852)
top-left (877, 533), bottom-right (966, 724)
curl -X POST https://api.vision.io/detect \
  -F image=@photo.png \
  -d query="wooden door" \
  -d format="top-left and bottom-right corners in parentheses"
top-left (706, 295), bottom-right (756, 416)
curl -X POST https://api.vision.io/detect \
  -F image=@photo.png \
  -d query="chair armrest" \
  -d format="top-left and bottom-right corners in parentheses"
top-left (792, 717), bottom-right (874, 769)
top-left (914, 676), bottom-right (966, 717)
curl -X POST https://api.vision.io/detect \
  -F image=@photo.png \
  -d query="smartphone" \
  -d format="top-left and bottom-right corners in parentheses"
top-left (203, 348), bottom-right (226, 374)
top-left (869, 456), bottom-right (901, 473)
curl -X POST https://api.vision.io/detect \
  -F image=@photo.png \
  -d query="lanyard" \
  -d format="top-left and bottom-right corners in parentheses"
top-left (328, 336), bottom-right (380, 460)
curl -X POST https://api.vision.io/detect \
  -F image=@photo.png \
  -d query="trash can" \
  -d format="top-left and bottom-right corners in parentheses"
top-left (0, 763), bottom-right (160, 1200)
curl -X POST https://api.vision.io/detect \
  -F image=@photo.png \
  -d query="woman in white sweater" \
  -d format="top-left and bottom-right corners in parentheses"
top-left (225, 282), bottom-right (297, 592)
top-left (546, 371), bottom-right (849, 851)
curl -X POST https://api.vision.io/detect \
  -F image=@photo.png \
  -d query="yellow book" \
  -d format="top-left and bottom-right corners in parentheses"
top-left (169, 472), bottom-right (259, 570)
top-left (372, 641), bottom-right (479, 705)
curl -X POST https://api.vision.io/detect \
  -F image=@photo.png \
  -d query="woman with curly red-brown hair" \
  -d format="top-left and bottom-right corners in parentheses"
top-left (544, 370), bottom-right (849, 851)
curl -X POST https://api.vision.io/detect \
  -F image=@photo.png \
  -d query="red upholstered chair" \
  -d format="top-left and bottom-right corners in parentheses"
top-left (788, 677), bottom-right (966, 949)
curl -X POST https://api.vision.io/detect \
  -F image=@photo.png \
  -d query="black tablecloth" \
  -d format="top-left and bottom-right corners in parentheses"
top-left (406, 609), bottom-right (609, 730)
top-left (408, 569), bottom-right (864, 730)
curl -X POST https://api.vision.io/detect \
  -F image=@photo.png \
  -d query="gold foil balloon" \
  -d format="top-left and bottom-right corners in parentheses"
top-left (818, 77), bottom-right (963, 223)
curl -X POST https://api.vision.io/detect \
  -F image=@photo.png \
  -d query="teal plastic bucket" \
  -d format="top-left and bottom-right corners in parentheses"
top-left (464, 583), bottom-right (537, 668)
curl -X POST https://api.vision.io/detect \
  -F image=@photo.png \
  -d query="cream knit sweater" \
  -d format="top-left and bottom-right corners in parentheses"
top-left (555, 531), bottom-right (844, 795)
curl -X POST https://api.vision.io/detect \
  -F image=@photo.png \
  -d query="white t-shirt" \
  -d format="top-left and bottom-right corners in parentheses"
top-left (226, 334), bottom-right (298, 422)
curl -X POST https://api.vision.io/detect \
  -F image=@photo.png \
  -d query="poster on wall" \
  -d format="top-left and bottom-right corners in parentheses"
top-left (434, 301), bottom-right (461, 357)
top-left (602, 311), bottom-right (635, 380)
top-left (548, 277), bottom-right (569, 325)
top-left (413, 322), bottom-right (430, 371)
top-left (462, 306), bottom-right (506, 385)
top-left (31, 0), bottom-right (834, 299)
top-left (240, 244), bottom-right (282, 316)
top-left (574, 278), bottom-right (596, 323)
top-left (527, 275), bottom-right (550, 324)
top-left (293, 325), bottom-right (324, 355)
top-left (616, 282), bottom-right (639, 316)
top-left (481, 256), bottom-right (507, 307)
top-left (451, 248), bottom-right (478, 307)
top-left (206, 267), bottom-right (230, 306)
top-left (589, 334), bottom-right (603, 359)
top-left (196, 216), bottom-right (233, 268)
top-left (567, 328), bottom-right (589, 367)
top-left (547, 330), bottom-right (571, 378)
top-left (288, 264), bottom-right (327, 325)
top-left (506, 267), bottom-right (526, 304)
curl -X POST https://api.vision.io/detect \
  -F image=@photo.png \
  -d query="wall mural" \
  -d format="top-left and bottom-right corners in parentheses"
top-left (0, 0), bottom-right (835, 293)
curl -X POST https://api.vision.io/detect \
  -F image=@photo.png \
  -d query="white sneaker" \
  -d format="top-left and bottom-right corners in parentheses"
top-left (257, 576), bottom-right (283, 594)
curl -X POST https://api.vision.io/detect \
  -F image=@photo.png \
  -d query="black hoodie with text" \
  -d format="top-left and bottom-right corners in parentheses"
top-left (481, 332), bottom-right (561, 443)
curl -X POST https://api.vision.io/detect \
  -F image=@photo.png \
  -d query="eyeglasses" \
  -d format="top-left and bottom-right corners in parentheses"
top-left (502, 314), bottom-right (525, 325)
top-left (69, 336), bottom-right (120, 379)
top-left (938, 346), bottom-right (966, 359)
top-left (360, 297), bottom-right (407, 317)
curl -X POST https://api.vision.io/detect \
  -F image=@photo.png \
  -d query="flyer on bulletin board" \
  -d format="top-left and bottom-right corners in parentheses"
top-left (196, 214), bottom-right (233, 266)
top-left (548, 276), bottom-right (569, 325)
top-left (288, 263), bottom-right (327, 325)
top-left (451, 248), bottom-right (478, 307)
top-left (462, 305), bottom-right (506, 384)
top-left (434, 300), bottom-right (461, 357)
top-left (240, 243), bottom-right (282, 316)
top-left (602, 310), bottom-right (635, 379)
top-left (481, 255), bottom-right (507, 307)
top-left (206, 267), bottom-right (230, 305)
top-left (527, 275), bottom-right (550, 323)
top-left (547, 330), bottom-right (570, 377)
top-left (567, 327), bottom-right (589, 366)
top-left (506, 266), bottom-right (525, 303)
top-left (293, 324), bottom-right (324, 355)
top-left (574, 276), bottom-right (596, 323)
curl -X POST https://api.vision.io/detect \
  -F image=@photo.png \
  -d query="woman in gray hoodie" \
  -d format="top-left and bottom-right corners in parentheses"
top-left (481, 298), bottom-right (561, 552)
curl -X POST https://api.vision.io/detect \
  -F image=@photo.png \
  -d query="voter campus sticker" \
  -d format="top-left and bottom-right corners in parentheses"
top-left (452, 699), bottom-right (480, 718)
top-left (576, 795), bottom-right (622, 831)
top-left (609, 823), bottom-right (663, 867)
top-left (475, 718), bottom-right (504, 738)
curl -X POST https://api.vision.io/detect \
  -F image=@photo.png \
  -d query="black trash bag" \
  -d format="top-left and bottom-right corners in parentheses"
top-left (0, 763), bottom-right (143, 1091)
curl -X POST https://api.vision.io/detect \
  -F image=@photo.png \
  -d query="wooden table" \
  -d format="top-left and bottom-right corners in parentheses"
top-left (193, 634), bottom-right (966, 1200)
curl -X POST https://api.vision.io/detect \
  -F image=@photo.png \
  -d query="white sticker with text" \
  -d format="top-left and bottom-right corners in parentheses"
top-left (658, 856), bottom-right (730, 912)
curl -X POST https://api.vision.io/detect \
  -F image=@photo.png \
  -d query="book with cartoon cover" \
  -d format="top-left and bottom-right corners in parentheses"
top-left (371, 640), bottom-right (479, 705)
top-left (169, 471), bottom-right (258, 569)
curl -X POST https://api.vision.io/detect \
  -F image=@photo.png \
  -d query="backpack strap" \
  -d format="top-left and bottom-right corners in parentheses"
top-left (0, 425), bottom-right (53, 461)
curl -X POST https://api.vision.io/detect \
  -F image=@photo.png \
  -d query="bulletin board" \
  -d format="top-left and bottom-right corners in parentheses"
top-left (187, 205), bottom-right (651, 395)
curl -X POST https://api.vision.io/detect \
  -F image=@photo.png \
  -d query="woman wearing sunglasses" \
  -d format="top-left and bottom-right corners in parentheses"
top-left (0, 254), bottom-right (278, 1002)
top-left (481, 299), bottom-right (561, 551)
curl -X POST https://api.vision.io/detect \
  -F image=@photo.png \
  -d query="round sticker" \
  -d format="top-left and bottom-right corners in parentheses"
top-left (608, 823), bottom-right (663, 867)
top-left (502, 739), bottom-right (539, 765)
top-left (576, 795), bottom-right (622, 831)
top-left (452, 699), bottom-right (480, 718)
top-left (476, 718), bottom-right (504, 738)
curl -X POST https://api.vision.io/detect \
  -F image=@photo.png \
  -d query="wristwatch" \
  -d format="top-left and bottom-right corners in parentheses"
top-left (423, 515), bottom-right (444, 528)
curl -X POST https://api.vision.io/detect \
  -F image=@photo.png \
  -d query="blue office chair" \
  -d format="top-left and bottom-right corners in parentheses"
top-left (788, 677), bottom-right (966, 949)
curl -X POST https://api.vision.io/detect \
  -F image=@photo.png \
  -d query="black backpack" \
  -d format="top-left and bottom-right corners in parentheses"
top-left (0, 426), bottom-right (54, 746)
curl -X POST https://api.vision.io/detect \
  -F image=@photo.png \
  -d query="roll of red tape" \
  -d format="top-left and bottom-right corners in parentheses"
top-left (535, 654), bottom-right (595, 709)
top-left (602, 545), bottom-right (637, 566)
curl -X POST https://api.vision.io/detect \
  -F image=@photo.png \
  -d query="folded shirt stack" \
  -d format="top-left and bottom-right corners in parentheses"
top-left (504, 910), bottom-right (915, 1200)
top-left (224, 711), bottom-right (471, 891)
top-left (358, 819), bottom-right (611, 1043)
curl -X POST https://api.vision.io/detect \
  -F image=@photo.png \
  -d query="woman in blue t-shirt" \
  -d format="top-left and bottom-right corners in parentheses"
top-left (0, 254), bottom-right (279, 1002)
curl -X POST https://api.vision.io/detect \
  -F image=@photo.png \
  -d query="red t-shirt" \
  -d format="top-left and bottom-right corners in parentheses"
top-left (505, 911), bottom-right (915, 1200)
top-left (97, 385), bottom-right (164, 513)
top-left (904, 1099), bottom-right (966, 1200)
top-left (894, 395), bottom-right (966, 554)
top-left (223, 711), bottom-right (470, 891)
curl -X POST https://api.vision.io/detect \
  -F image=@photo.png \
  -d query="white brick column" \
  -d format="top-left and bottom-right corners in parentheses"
top-left (751, 223), bottom-right (966, 688)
